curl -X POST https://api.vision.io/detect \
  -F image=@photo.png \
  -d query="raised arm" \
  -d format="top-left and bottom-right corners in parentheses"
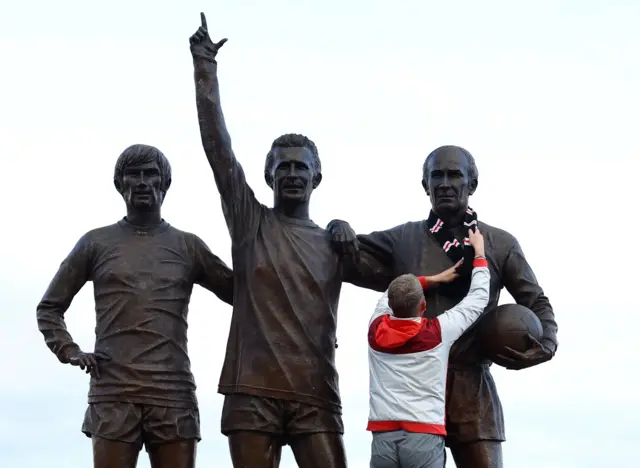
top-left (437, 228), bottom-right (490, 344)
top-left (436, 259), bottom-right (490, 344)
top-left (37, 234), bottom-right (91, 365)
top-left (190, 233), bottom-right (234, 306)
top-left (500, 239), bottom-right (558, 368)
top-left (368, 258), bottom-right (464, 326)
top-left (190, 12), bottom-right (259, 241)
top-left (326, 219), bottom-right (397, 292)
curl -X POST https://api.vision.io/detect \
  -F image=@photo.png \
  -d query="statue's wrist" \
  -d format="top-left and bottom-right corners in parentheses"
top-left (540, 338), bottom-right (557, 356)
top-left (59, 343), bottom-right (81, 363)
top-left (192, 54), bottom-right (218, 66)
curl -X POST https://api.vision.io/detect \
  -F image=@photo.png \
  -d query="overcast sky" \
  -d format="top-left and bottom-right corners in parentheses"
top-left (1, 0), bottom-right (638, 467)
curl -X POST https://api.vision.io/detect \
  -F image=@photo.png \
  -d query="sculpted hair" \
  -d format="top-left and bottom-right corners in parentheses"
top-left (114, 144), bottom-right (172, 194)
top-left (387, 274), bottom-right (425, 319)
top-left (422, 145), bottom-right (479, 182)
top-left (264, 133), bottom-right (322, 187)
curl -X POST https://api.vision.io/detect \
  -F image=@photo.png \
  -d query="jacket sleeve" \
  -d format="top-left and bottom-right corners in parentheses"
top-left (437, 262), bottom-right (490, 344)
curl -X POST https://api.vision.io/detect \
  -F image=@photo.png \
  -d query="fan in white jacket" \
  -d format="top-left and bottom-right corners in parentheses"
top-left (367, 228), bottom-right (490, 468)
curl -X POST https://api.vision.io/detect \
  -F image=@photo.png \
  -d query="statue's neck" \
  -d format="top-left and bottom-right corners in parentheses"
top-left (274, 199), bottom-right (311, 220)
top-left (125, 209), bottom-right (162, 227)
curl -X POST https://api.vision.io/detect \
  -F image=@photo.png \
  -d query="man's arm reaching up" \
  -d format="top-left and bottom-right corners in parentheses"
top-left (369, 258), bottom-right (465, 325)
top-left (436, 229), bottom-right (490, 344)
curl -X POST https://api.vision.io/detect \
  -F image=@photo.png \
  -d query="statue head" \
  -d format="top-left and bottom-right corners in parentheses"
top-left (387, 274), bottom-right (427, 318)
top-left (264, 133), bottom-right (322, 205)
top-left (113, 144), bottom-right (172, 213)
top-left (421, 145), bottom-right (478, 221)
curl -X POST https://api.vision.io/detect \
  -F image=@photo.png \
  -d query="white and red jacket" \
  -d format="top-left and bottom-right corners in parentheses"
top-left (367, 259), bottom-right (490, 435)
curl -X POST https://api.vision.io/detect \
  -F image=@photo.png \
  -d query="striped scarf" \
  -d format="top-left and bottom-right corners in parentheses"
top-left (426, 207), bottom-right (478, 279)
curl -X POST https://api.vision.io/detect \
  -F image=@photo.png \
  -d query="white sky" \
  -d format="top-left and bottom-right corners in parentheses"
top-left (1, 0), bottom-right (639, 467)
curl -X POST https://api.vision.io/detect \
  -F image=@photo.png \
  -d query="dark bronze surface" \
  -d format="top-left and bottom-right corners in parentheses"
top-left (189, 12), bottom-right (365, 467)
top-left (37, 144), bottom-right (233, 467)
top-left (37, 14), bottom-right (559, 466)
top-left (329, 145), bottom-right (558, 467)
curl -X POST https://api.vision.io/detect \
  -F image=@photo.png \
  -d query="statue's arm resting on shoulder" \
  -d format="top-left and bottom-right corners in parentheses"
top-left (503, 239), bottom-right (558, 358)
top-left (326, 219), bottom-right (396, 292)
top-left (36, 235), bottom-right (91, 364)
top-left (191, 234), bottom-right (234, 306)
top-left (191, 15), bottom-right (259, 241)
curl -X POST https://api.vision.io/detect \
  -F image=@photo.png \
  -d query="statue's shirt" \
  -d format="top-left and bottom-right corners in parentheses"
top-left (215, 156), bottom-right (344, 413)
top-left (37, 219), bottom-right (233, 408)
top-left (352, 219), bottom-right (558, 442)
top-left (356, 220), bottom-right (558, 365)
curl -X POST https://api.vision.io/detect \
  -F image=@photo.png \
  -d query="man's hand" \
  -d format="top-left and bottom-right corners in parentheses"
top-left (426, 259), bottom-right (463, 285)
top-left (327, 219), bottom-right (360, 267)
top-left (189, 12), bottom-right (228, 62)
top-left (468, 227), bottom-right (485, 257)
top-left (495, 334), bottom-right (553, 370)
top-left (68, 350), bottom-right (102, 379)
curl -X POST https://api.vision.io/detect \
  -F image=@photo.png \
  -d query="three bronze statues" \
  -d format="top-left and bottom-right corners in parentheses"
top-left (36, 12), bottom-right (558, 468)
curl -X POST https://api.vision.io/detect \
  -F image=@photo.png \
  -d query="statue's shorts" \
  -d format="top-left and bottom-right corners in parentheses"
top-left (444, 365), bottom-right (506, 446)
top-left (221, 393), bottom-right (344, 444)
top-left (81, 402), bottom-right (201, 451)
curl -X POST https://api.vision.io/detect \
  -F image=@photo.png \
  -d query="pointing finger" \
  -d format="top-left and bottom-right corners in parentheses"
top-left (200, 12), bottom-right (208, 30)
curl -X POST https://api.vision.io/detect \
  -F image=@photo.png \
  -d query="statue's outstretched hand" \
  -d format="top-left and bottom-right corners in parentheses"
top-left (189, 12), bottom-right (228, 62)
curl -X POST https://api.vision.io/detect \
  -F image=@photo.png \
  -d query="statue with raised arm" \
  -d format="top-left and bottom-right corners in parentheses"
top-left (327, 145), bottom-right (559, 468)
top-left (187, 12), bottom-right (424, 468)
top-left (36, 144), bottom-right (234, 468)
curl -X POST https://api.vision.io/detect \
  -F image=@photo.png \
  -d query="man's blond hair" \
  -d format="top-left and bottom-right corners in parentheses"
top-left (387, 274), bottom-right (424, 318)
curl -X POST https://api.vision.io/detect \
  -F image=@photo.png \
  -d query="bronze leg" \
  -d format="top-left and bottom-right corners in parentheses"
top-left (290, 432), bottom-right (348, 468)
top-left (92, 437), bottom-right (140, 468)
top-left (148, 440), bottom-right (197, 468)
top-left (449, 441), bottom-right (502, 468)
top-left (228, 431), bottom-right (283, 468)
